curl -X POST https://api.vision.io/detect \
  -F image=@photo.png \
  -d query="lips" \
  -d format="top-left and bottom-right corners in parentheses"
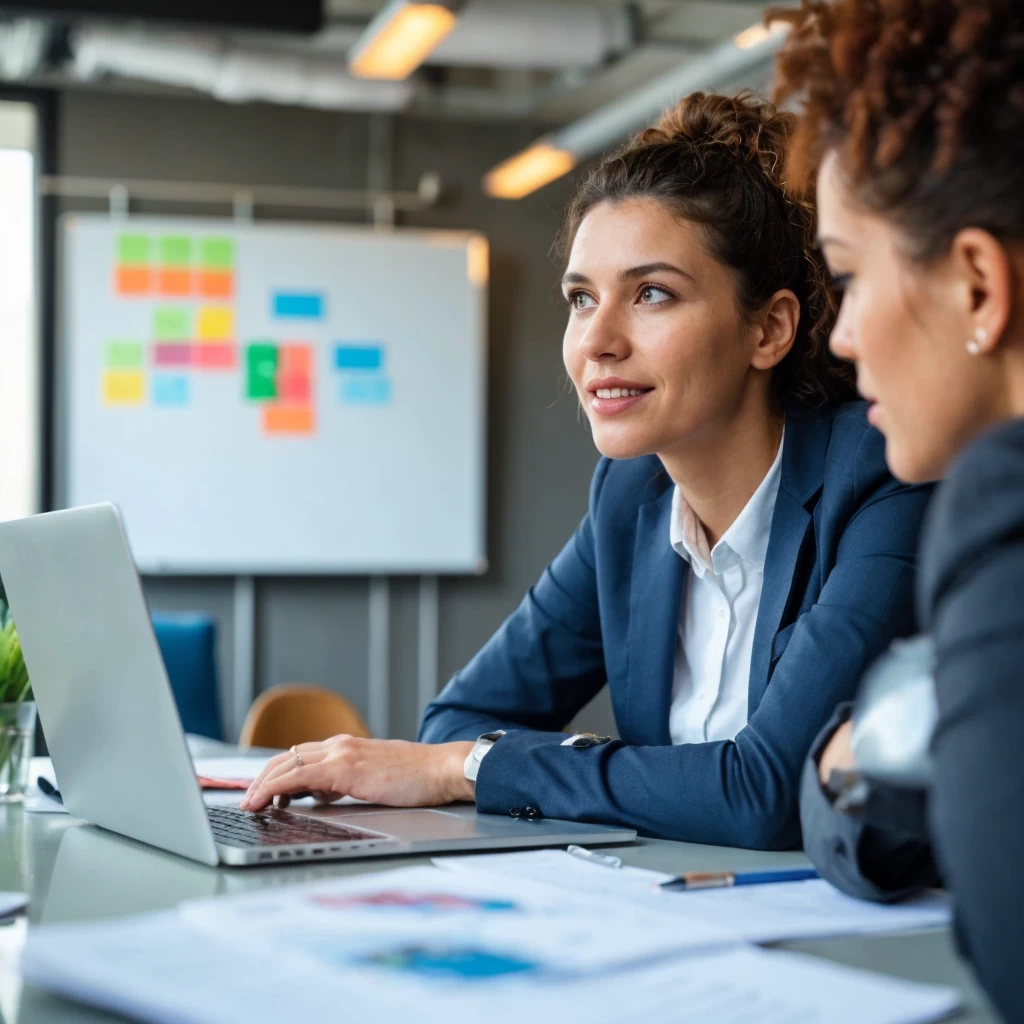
top-left (586, 377), bottom-right (654, 417)
top-left (587, 377), bottom-right (653, 396)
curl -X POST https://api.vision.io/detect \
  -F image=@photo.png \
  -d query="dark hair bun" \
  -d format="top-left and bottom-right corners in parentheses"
top-left (640, 92), bottom-right (793, 193)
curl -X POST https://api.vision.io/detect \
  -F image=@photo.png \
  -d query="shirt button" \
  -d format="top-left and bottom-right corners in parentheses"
top-left (718, 609), bottom-right (726, 619)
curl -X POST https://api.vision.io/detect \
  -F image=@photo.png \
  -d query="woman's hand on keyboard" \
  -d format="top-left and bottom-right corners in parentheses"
top-left (239, 737), bottom-right (476, 812)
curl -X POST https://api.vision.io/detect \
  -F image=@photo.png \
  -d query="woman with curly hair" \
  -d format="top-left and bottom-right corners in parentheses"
top-left (242, 92), bottom-right (930, 852)
top-left (776, 0), bottom-right (1024, 1016)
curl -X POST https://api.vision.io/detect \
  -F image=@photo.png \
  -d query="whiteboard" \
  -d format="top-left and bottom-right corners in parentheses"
top-left (61, 215), bottom-right (487, 574)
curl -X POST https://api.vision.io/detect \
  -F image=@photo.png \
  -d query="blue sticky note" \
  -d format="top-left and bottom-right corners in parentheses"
top-left (341, 375), bottom-right (391, 405)
top-left (273, 292), bottom-right (324, 319)
top-left (334, 345), bottom-right (383, 371)
top-left (152, 374), bottom-right (190, 407)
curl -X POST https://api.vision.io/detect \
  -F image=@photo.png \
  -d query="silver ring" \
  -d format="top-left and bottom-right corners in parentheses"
top-left (290, 745), bottom-right (304, 767)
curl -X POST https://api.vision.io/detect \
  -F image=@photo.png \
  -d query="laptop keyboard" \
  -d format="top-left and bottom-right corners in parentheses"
top-left (208, 806), bottom-right (386, 848)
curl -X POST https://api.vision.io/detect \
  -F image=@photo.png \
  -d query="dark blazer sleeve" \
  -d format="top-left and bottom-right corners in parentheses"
top-left (800, 705), bottom-right (940, 901)
top-left (458, 428), bottom-right (930, 849)
top-left (417, 459), bottom-right (611, 743)
top-left (918, 420), bottom-right (1024, 1024)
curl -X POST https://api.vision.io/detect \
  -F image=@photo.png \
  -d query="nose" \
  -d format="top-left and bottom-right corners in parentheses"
top-left (578, 302), bottom-right (631, 363)
top-left (829, 302), bottom-right (857, 363)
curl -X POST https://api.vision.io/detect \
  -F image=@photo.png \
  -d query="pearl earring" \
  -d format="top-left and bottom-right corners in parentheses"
top-left (967, 327), bottom-right (988, 355)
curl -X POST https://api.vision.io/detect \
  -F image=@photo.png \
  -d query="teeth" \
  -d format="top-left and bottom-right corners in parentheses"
top-left (595, 388), bottom-right (646, 399)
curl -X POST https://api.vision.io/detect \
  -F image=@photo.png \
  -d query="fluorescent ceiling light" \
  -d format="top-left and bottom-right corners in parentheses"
top-left (734, 20), bottom-right (788, 50)
top-left (483, 141), bottom-right (577, 200)
top-left (483, 27), bottom-right (790, 200)
top-left (349, 1), bottom-right (459, 81)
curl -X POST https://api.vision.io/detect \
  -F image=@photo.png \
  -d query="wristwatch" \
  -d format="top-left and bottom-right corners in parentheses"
top-left (463, 730), bottom-right (506, 783)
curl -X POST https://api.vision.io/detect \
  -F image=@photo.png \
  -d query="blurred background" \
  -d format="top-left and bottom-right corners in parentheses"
top-left (0, 1), bottom-right (783, 746)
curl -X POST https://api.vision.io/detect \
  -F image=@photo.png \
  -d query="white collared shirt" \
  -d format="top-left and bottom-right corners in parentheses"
top-left (668, 432), bottom-right (784, 745)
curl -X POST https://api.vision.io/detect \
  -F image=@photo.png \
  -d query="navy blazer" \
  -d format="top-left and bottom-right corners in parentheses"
top-left (419, 402), bottom-right (933, 849)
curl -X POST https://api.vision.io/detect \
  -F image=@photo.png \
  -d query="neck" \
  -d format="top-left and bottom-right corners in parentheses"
top-left (659, 390), bottom-right (784, 549)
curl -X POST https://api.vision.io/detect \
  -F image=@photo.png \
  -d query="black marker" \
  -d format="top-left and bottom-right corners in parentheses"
top-left (36, 777), bottom-right (62, 803)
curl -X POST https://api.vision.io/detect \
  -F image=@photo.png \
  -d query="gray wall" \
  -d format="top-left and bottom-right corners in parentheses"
top-left (54, 89), bottom-right (617, 741)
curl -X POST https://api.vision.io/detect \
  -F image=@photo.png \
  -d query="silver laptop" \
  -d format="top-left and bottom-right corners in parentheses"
top-left (0, 503), bottom-right (636, 867)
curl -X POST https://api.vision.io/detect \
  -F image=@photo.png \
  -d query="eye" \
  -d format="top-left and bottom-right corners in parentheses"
top-left (638, 284), bottom-right (673, 305)
top-left (566, 290), bottom-right (596, 311)
top-left (829, 273), bottom-right (853, 296)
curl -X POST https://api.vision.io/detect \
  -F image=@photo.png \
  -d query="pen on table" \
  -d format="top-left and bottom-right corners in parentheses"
top-left (566, 844), bottom-right (622, 869)
top-left (36, 777), bottom-right (63, 803)
top-left (658, 868), bottom-right (819, 892)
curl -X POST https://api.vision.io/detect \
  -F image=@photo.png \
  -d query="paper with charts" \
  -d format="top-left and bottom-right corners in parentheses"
top-left (20, 865), bottom-right (960, 1024)
top-left (62, 215), bottom-right (488, 573)
top-left (435, 850), bottom-right (953, 944)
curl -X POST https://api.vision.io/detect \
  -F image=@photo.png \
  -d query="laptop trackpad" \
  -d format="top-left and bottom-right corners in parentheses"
top-left (331, 809), bottom-right (479, 841)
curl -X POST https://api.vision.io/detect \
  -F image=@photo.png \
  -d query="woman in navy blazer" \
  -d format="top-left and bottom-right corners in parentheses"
top-left (242, 93), bottom-right (931, 849)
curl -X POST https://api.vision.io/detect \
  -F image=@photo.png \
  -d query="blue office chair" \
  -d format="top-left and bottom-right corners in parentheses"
top-left (151, 612), bottom-right (224, 741)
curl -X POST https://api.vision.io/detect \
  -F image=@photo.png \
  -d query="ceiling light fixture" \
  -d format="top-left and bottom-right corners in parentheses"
top-left (349, 0), bottom-right (461, 81)
top-left (483, 141), bottom-right (577, 200)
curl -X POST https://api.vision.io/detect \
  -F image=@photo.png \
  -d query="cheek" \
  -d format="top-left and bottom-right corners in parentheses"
top-left (561, 323), bottom-right (581, 383)
top-left (643, 303), bottom-right (736, 391)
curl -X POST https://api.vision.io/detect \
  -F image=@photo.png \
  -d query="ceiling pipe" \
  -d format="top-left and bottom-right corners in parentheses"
top-left (484, 26), bottom-right (787, 198)
top-left (72, 24), bottom-right (414, 111)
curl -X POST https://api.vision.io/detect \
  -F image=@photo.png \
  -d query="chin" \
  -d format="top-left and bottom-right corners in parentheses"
top-left (884, 437), bottom-right (945, 486)
top-left (590, 431), bottom-right (653, 462)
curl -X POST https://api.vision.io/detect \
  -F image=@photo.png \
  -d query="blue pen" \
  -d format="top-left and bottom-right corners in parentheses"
top-left (658, 867), bottom-right (820, 892)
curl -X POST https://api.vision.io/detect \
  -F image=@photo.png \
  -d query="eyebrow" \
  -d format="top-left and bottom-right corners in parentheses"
top-left (561, 262), bottom-right (694, 288)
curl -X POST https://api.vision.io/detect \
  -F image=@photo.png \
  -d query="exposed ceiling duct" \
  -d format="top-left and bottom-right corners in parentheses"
top-left (295, 1), bottom-right (636, 73)
top-left (426, 1), bottom-right (634, 70)
top-left (72, 23), bottom-right (414, 111)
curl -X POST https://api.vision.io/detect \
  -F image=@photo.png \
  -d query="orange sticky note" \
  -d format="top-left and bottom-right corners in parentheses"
top-left (158, 267), bottom-right (192, 297)
top-left (263, 406), bottom-right (314, 435)
top-left (198, 269), bottom-right (234, 299)
top-left (116, 266), bottom-right (151, 296)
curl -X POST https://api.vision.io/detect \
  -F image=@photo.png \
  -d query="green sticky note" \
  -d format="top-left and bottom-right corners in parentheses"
top-left (117, 234), bottom-right (150, 266)
top-left (201, 238), bottom-right (235, 270)
top-left (105, 340), bottom-right (144, 370)
top-left (153, 308), bottom-right (191, 341)
top-left (246, 343), bottom-right (278, 401)
top-left (158, 235), bottom-right (192, 268)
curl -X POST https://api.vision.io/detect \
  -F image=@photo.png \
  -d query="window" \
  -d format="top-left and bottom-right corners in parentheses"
top-left (0, 101), bottom-right (39, 521)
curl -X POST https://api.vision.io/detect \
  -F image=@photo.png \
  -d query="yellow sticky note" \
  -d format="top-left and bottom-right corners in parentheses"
top-left (103, 371), bottom-right (145, 406)
top-left (197, 306), bottom-right (234, 342)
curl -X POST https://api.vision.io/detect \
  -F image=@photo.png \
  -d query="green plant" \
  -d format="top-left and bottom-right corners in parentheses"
top-left (0, 600), bottom-right (30, 704)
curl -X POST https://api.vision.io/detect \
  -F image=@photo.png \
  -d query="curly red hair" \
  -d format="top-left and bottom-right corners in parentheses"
top-left (773, 0), bottom-right (1024, 259)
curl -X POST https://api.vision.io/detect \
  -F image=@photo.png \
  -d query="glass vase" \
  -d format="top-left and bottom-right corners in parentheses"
top-left (0, 701), bottom-right (36, 802)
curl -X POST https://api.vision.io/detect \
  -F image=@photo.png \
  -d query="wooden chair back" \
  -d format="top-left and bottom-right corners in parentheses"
top-left (239, 683), bottom-right (372, 749)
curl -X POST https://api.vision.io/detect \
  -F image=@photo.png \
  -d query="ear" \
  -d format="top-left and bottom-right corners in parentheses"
top-left (750, 289), bottom-right (800, 371)
top-left (950, 228), bottom-right (1012, 354)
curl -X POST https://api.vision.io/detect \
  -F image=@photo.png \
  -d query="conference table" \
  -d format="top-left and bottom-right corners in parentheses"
top-left (0, 742), bottom-right (997, 1023)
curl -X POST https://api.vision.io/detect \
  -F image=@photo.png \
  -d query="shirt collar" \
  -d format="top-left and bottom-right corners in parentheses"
top-left (669, 428), bottom-right (785, 577)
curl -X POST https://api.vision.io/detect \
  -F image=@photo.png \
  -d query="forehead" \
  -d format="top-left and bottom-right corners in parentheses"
top-left (816, 150), bottom-right (885, 246)
top-left (568, 197), bottom-right (708, 266)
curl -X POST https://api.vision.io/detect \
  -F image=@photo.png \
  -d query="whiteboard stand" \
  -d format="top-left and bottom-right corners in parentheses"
top-left (417, 575), bottom-right (440, 721)
top-left (231, 575), bottom-right (256, 742)
top-left (368, 576), bottom-right (390, 738)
